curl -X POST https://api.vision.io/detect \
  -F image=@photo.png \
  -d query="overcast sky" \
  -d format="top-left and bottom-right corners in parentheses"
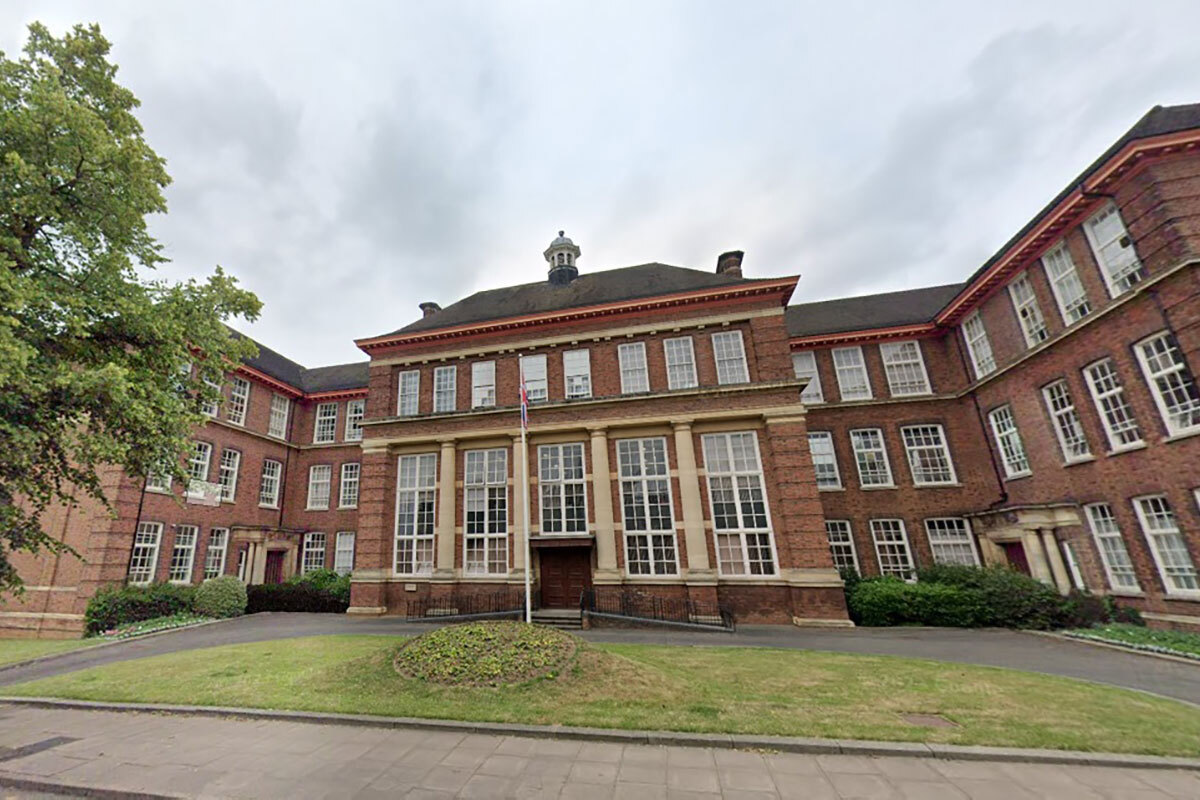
top-left (5, 2), bottom-right (1200, 366)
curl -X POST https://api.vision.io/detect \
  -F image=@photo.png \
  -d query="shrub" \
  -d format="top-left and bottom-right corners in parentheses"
top-left (1055, 591), bottom-right (1110, 629)
top-left (287, 568), bottom-right (350, 603)
top-left (848, 578), bottom-right (983, 627)
top-left (395, 621), bottom-right (579, 686)
top-left (246, 581), bottom-right (349, 613)
top-left (85, 583), bottom-right (196, 635)
top-left (914, 564), bottom-right (1063, 629)
top-left (193, 576), bottom-right (248, 618)
top-left (1104, 596), bottom-right (1146, 626)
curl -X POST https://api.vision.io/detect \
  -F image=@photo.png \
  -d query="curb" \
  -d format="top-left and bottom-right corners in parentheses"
top-left (0, 616), bottom-right (244, 676)
top-left (0, 770), bottom-right (179, 799)
top-left (1027, 630), bottom-right (1200, 667)
top-left (3, 696), bottom-right (1199, 771)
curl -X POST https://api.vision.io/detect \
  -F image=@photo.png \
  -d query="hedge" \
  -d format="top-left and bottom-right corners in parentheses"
top-left (85, 583), bottom-right (197, 635)
top-left (843, 565), bottom-right (1144, 630)
top-left (285, 568), bottom-right (350, 603)
top-left (193, 575), bottom-right (249, 618)
top-left (246, 581), bottom-right (349, 613)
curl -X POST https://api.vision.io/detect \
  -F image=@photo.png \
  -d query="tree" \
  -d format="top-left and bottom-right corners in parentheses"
top-left (0, 22), bottom-right (262, 592)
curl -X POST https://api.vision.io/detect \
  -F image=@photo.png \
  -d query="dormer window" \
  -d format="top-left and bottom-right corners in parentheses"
top-left (557, 253), bottom-right (565, 265)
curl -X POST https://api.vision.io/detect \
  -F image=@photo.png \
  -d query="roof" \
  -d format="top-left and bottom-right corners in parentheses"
top-left (389, 262), bottom-right (772, 335)
top-left (952, 103), bottom-right (1200, 304)
top-left (785, 283), bottom-right (964, 338)
top-left (237, 331), bottom-right (369, 394)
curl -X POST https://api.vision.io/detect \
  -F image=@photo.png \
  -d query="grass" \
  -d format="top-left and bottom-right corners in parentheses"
top-left (396, 622), bottom-right (577, 685)
top-left (5, 634), bottom-right (1200, 756)
top-left (1070, 623), bottom-right (1200, 659)
top-left (0, 638), bottom-right (96, 667)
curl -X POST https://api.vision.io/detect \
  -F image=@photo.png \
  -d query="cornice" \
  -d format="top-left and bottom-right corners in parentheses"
top-left (789, 322), bottom-right (939, 350)
top-left (354, 277), bottom-right (799, 355)
top-left (233, 364), bottom-right (367, 402)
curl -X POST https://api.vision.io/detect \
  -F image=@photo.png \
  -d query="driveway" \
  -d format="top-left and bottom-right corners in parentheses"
top-left (3, 614), bottom-right (1199, 706)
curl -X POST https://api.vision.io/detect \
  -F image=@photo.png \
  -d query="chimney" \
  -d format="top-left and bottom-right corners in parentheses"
top-left (716, 250), bottom-right (744, 277)
top-left (419, 302), bottom-right (441, 318)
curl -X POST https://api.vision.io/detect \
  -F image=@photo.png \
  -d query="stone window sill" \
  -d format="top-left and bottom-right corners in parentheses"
top-left (913, 482), bottom-right (964, 489)
top-left (1003, 472), bottom-right (1033, 483)
top-left (1106, 442), bottom-right (1147, 457)
top-left (1164, 428), bottom-right (1200, 444)
top-left (1108, 590), bottom-right (1144, 598)
top-left (817, 486), bottom-right (845, 492)
top-left (1063, 456), bottom-right (1096, 468)
top-left (860, 485), bottom-right (898, 491)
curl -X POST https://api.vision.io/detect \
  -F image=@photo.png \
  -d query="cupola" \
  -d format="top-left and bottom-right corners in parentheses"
top-left (544, 230), bottom-right (581, 286)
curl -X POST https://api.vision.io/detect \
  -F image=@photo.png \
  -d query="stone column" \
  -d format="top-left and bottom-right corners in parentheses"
top-left (511, 434), bottom-right (527, 576)
top-left (1022, 530), bottom-right (1055, 587)
top-left (673, 421), bottom-right (713, 577)
top-left (435, 439), bottom-right (456, 579)
top-left (1041, 530), bottom-right (1073, 595)
top-left (590, 427), bottom-right (620, 581)
top-left (250, 542), bottom-right (266, 585)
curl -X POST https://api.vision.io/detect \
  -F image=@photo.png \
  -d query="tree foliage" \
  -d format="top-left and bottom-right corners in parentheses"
top-left (0, 23), bottom-right (261, 592)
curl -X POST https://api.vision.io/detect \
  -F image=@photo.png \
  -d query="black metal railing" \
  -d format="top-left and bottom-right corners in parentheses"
top-left (405, 590), bottom-right (527, 622)
top-left (580, 588), bottom-right (735, 632)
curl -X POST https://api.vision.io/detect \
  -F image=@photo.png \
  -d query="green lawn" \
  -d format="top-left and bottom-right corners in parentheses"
top-left (0, 638), bottom-right (95, 667)
top-left (1071, 623), bottom-right (1200, 658)
top-left (6, 635), bottom-right (1200, 756)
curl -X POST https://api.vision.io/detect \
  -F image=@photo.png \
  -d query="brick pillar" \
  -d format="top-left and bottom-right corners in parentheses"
top-left (348, 448), bottom-right (390, 613)
top-left (762, 415), bottom-right (850, 626)
top-left (435, 439), bottom-right (457, 580)
top-left (590, 427), bottom-right (620, 582)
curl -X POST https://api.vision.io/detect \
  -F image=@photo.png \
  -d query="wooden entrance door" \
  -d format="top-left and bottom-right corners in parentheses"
top-left (539, 548), bottom-right (592, 608)
top-left (264, 550), bottom-right (285, 584)
top-left (1001, 541), bottom-right (1030, 576)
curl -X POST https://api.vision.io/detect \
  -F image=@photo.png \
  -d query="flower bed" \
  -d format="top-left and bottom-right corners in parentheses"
top-left (1065, 623), bottom-right (1200, 661)
top-left (395, 621), bottom-right (579, 686)
top-left (98, 612), bottom-right (215, 640)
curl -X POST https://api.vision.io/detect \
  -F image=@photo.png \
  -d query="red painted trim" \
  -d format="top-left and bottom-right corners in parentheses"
top-left (236, 365), bottom-right (304, 398)
top-left (935, 131), bottom-right (1200, 325)
top-left (789, 322), bottom-right (939, 349)
top-left (355, 277), bottom-right (799, 354)
top-left (306, 388), bottom-right (369, 401)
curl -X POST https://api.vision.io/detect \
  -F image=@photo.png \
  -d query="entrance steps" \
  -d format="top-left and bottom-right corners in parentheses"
top-left (531, 608), bottom-right (583, 630)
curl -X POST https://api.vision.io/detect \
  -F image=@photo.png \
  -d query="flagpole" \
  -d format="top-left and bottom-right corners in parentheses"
top-left (520, 362), bottom-right (532, 624)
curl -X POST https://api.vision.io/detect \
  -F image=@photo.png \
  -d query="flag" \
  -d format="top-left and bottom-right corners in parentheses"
top-left (519, 369), bottom-right (529, 431)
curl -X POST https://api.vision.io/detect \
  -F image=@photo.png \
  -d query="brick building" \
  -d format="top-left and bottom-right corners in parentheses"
top-left (5, 103), bottom-right (1200, 636)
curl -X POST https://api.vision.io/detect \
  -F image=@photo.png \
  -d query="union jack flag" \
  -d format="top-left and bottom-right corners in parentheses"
top-left (519, 370), bottom-right (529, 431)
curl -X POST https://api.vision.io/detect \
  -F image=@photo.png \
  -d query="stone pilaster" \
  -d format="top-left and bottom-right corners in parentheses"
top-left (673, 421), bottom-right (713, 577)
top-left (435, 439), bottom-right (456, 579)
top-left (511, 434), bottom-right (528, 576)
top-left (1041, 530), bottom-right (1072, 595)
top-left (590, 427), bottom-right (620, 581)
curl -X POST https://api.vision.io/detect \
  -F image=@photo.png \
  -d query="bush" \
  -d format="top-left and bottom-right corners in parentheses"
top-left (395, 621), bottom-right (579, 686)
top-left (1104, 596), bottom-right (1146, 626)
top-left (193, 576), bottom-right (248, 618)
top-left (848, 578), bottom-right (983, 627)
top-left (85, 583), bottom-right (196, 635)
top-left (246, 581), bottom-right (349, 613)
top-left (287, 568), bottom-right (350, 603)
top-left (914, 564), bottom-right (1063, 630)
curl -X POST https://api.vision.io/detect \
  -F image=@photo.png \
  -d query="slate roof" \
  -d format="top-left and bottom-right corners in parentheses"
top-left (389, 263), bottom-right (773, 336)
top-left (785, 283), bottom-right (965, 339)
top-left (238, 331), bottom-right (369, 393)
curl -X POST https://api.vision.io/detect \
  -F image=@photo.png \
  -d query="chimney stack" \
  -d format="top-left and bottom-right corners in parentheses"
top-left (716, 250), bottom-right (744, 277)
top-left (419, 301), bottom-right (441, 318)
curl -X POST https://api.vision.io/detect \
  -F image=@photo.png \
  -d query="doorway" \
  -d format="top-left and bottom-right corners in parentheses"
top-left (538, 548), bottom-right (592, 608)
top-left (1000, 541), bottom-right (1030, 576)
top-left (264, 550), bottom-right (286, 584)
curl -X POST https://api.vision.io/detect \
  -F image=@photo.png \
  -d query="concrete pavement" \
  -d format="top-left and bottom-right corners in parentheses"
top-left (2, 704), bottom-right (1199, 799)
top-left (3, 614), bottom-right (1200, 706)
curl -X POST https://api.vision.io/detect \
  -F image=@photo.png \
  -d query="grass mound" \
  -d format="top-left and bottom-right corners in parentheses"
top-left (395, 621), bottom-right (578, 686)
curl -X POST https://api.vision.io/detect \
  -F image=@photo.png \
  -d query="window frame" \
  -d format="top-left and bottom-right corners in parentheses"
top-left (618, 342), bottom-right (649, 394)
top-left (825, 520), bottom-right (859, 573)
top-left (1084, 503), bottom-right (1141, 593)
top-left (807, 431), bottom-right (842, 490)
top-left (1041, 242), bottom-right (1091, 324)
top-left (563, 349), bottom-right (592, 399)
top-left (259, 459), bottom-right (282, 508)
top-left (870, 519), bottom-right (916, 579)
top-left (307, 464), bottom-right (332, 510)
top-left (849, 428), bottom-right (894, 488)
top-left (702, 431), bottom-right (777, 577)
top-left (334, 531), bottom-right (356, 575)
top-left (339, 462), bottom-right (361, 509)
top-left (617, 437), bottom-right (680, 576)
top-left (1041, 380), bottom-right (1092, 463)
top-left (988, 405), bottom-right (1031, 479)
top-left (832, 346), bottom-right (873, 401)
top-left (217, 448), bottom-right (241, 503)
top-left (879, 341), bottom-right (931, 397)
top-left (302, 532), bottom-right (327, 574)
top-left (1083, 358), bottom-right (1143, 451)
top-left (168, 525), bottom-right (198, 584)
top-left (1132, 494), bottom-right (1200, 597)
top-left (711, 330), bottom-right (750, 385)
top-left (433, 365), bottom-right (457, 413)
top-left (924, 518), bottom-right (979, 566)
top-left (227, 377), bottom-right (250, 426)
top-left (471, 361), bottom-right (496, 408)
top-left (463, 448), bottom-right (509, 576)
top-left (1084, 202), bottom-right (1145, 298)
top-left (314, 402), bottom-right (338, 444)
top-left (397, 370), bottom-right (420, 416)
top-left (1134, 331), bottom-right (1200, 437)
top-left (1007, 272), bottom-right (1049, 348)
top-left (962, 311), bottom-right (997, 379)
top-left (394, 452), bottom-right (438, 576)
top-left (791, 351), bottom-right (824, 404)
top-left (520, 354), bottom-right (548, 403)
top-left (345, 398), bottom-right (365, 441)
top-left (663, 337), bottom-right (698, 390)
top-left (899, 424), bottom-right (957, 486)
top-left (204, 527), bottom-right (229, 580)
top-left (538, 442), bottom-right (589, 535)
top-left (268, 393), bottom-right (291, 439)
top-left (128, 521), bottom-right (162, 585)
top-left (186, 441), bottom-right (213, 497)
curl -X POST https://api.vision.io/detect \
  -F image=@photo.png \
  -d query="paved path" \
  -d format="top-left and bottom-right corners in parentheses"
top-left (4, 614), bottom-right (1200, 705)
top-left (0, 705), bottom-right (1198, 799)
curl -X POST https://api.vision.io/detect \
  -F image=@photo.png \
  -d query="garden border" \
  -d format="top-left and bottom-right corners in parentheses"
top-left (3, 696), bottom-right (1199, 771)
top-left (1028, 631), bottom-right (1200, 667)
